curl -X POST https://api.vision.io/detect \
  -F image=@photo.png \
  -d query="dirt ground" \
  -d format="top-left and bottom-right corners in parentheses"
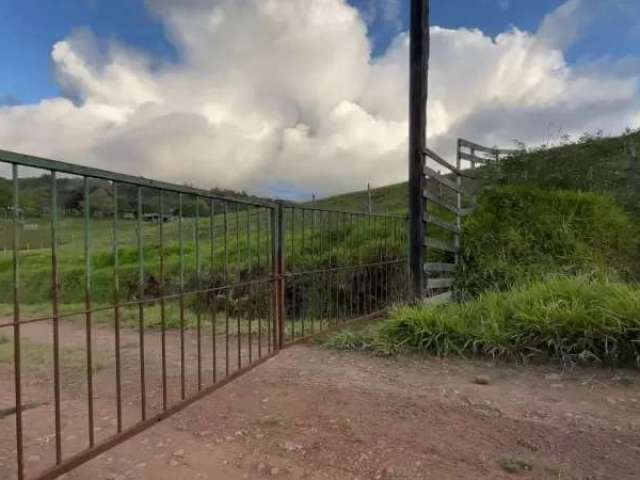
top-left (1, 323), bottom-right (640, 480)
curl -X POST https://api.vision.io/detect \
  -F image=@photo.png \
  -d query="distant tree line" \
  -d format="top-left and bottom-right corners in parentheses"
top-left (0, 174), bottom-right (268, 219)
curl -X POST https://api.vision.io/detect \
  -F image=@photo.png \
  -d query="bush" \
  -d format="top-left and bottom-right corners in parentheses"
top-left (328, 276), bottom-right (640, 366)
top-left (459, 186), bottom-right (640, 298)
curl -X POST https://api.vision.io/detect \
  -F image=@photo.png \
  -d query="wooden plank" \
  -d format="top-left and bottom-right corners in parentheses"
top-left (459, 152), bottom-right (491, 164)
top-left (459, 138), bottom-right (518, 155)
top-left (425, 237), bottom-right (459, 253)
top-left (423, 291), bottom-right (453, 305)
top-left (427, 278), bottom-right (454, 289)
top-left (424, 147), bottom-right (475, 178)
top-left (423, 190), bottom-right (457, 214)
top-left (424, 262), bottom-right (456, 272)
top-left (424, 192), bottom-right (474, 217)
top-left (424, 165), bottom-right (463, 193)
top-left (425, 214), bottom-right (460, 234)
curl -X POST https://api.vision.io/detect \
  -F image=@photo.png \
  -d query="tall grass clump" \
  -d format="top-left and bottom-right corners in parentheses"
top-left (329, 277), bottom-right (640, 366)
top-left (459, 186), bottom-right (640, 298)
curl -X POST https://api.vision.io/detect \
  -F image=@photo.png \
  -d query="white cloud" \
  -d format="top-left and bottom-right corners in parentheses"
top-left (0, 0), bottom-right (639, 198)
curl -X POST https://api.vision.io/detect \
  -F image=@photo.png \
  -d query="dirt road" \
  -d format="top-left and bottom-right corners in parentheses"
top-left (2, 329), bottom-right (640, 480)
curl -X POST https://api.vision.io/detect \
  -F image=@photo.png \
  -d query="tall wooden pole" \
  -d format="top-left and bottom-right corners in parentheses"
top-left (409, 0), bottom-right (430, 299)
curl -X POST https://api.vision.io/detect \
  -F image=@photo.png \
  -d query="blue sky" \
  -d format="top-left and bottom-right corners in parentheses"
top-left (2, 0), bottom-right (638, 105)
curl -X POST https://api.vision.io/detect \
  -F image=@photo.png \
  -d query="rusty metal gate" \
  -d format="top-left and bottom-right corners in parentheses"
top-left (0, 148), bottom-right (408, 480)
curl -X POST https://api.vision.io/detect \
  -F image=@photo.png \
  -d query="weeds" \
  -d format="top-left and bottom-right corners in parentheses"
top-left (498, 457), bottom-right (533, 475)
top-left (327, 277), bottom-right (640, 366)
top-left (458, 186), bottom-right (640, 298)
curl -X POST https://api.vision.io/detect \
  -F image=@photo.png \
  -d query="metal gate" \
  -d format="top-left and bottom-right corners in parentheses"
top-left (0, 148), bottom-right (408, 480)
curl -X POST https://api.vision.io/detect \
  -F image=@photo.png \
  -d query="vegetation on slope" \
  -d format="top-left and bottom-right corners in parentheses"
top-left (312, 129), bottom-right (640, 217)
top-left (458, 186), bottom-right (640, 298)
top-left (326, 276), bottom-right (640, 366)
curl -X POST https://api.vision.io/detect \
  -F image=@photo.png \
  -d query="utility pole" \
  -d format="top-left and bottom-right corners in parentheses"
top-left (409, 0), bottom-right (430, 300)
top-left (367, 183), bottom-right (372, 214)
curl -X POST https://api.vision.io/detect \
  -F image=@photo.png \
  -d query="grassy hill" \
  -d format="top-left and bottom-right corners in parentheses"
top-left (311, 130), bottom-right (640, 217)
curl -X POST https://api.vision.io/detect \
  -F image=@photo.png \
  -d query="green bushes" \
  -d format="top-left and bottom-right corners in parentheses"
top-left (328, 277), bottom-right (640, 366)
top-left (459, 186), bottom-right (640, 298)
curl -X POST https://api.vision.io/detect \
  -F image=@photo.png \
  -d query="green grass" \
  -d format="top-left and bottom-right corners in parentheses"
top-left (311, 130), bottom-right (640, 217)
top-left (498, 457), bottom-right (534, 475)
top-left (0, 210), bottom-right (406, 306)
top-left (326, 276), bottom-right (640, 366)
top-left (458, 186), bottom-right (640, 297)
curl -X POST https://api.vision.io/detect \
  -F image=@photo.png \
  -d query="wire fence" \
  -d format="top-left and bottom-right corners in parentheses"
top-left (0, 148), bottom-right (409, 480)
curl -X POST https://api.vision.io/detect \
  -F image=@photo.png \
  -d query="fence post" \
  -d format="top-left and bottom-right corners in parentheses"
top-left (271, 203), bottom-right (285, 350)
top-left (409, 0), bottom-right (430, 300)
top-left (277, 203), bottom-right (285, 349)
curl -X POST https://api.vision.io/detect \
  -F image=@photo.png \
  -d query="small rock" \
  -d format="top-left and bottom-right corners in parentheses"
top-left (474, 375), bottom-right (491, 386)
top-left (551, 383), bottom-right (564, 388)
top-left (282, 441), bottom-right (302, 452)
top-left (169, 459), bottom-right (179, 467)
top-left (270, 466), bottom-right (280, 476)
top-left (545, 373), bottom-right (562, 381)
top-left (257, 462), bottom-right (267, 473)
top-left (173, 449), bottom-right (185, 458)
top-left (27, 455), bottom-right (41, 463)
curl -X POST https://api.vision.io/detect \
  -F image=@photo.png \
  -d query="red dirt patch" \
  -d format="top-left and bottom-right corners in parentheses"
top-left (3, 343), bottom-right (639, 479)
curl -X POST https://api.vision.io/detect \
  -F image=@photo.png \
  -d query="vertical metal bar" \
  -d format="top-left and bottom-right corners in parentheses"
top-left (368, 213), bottom-right (372, 313)
top-left (178, 193), bottom-right (186, 400)
top-left (159, 191), bottom-right (167, 410)
top-left (210, 199), bottom-right (217, 383)
top-left (409, 0), bottom-right (430, 300)
top-left (455, 140), bottom-right (462, 269)
top-left (257, 208), bottom-right (262, 358)
top-left (268, 207), bottom-right (274, 352)
top-left (195, 198), bottom-right (202, 391)
top-left (50, 171), bottom-right (62, 464)
top-left (136, 186), bottom-right (146, 420)
top-left (246, 207), bottom-right (252, 363)
top-left (349, 213), bottom-right (354, 319)
top-left (384, 215), bottom-right (389, 306)
top-left (278, 204), bottom-right (285, 347)
top-left (223, 202), bottom-right (230, 375)
top-left (236, 205), bottom-right (241, 369)
top-left (12, 164), bottom-right (24, 480)
top-left (300, 209), bottom-right (305, 336)
top-left (84, 177), bottom-right (95, 447)
top-left (290, 209), bottom-right (295, 340)
top-left (112, 183), bottom-right (123, 432)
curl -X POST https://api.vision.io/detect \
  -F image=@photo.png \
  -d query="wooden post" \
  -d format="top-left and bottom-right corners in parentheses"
top-left (367, 183), bottom-right (372, 214)
top-left (409, 0), bottom-right (430, 300)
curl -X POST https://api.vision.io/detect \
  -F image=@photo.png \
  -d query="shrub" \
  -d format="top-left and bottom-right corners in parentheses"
top-left (328, 277), bottom-right (640, 366)
top-left (459, 186), bottom-right (640, 298)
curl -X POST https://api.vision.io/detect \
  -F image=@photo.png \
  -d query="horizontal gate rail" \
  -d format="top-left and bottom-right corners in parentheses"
top-left (426, 277), bottom-right (454, 289)
top-left (423, 165), bottom-right (464, 193)
top-left (0, 148), bottom-right (274, 208)
top-left (425, 214), bottom-right (460, 234)
top-left (424, 262), bottom-right (456, 272)
top-left (425, 236), bottom-right (459, 253)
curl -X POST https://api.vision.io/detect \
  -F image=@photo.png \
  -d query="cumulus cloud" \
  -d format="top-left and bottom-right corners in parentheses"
top-left (0, 0), bottom-right (639, 197)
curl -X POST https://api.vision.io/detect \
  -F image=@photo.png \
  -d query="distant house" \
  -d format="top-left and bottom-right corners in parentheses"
top-left (143, 213), bottom-right (174, 223)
